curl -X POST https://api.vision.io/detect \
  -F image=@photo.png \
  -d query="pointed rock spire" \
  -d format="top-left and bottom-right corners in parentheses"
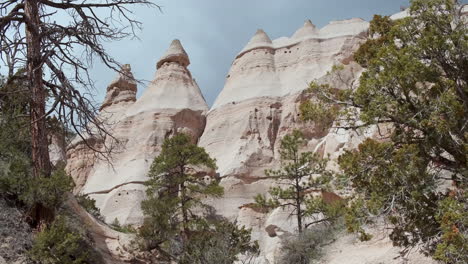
top-left (100, 64), bottom-right (137, 111)
top-left (128, 39), bottom-right (208, 113)
top-left (249, 29), bottom-right (273, 45)
top-left (292, 20), bottom-right (318, 39)
top-left (239, 29), bottom-right (273, 55)
top-left (156, 39), bottom-right (190, 69)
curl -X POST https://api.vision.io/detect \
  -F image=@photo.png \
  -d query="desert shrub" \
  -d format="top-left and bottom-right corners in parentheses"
top-left (30, 215), bottom-right (102, 264)
top-left (278, 224), bottom-right (341, 264)
top-left (21, 167), bottom-right (74, 209)
top-left (0, 164), bottom-right (73, 211)
top-left (173, 219), bottom-right (259, 264)
top-left (0, 157), bottom-right (31, 200)
top-left (110, 218), bottom-right (136, 233)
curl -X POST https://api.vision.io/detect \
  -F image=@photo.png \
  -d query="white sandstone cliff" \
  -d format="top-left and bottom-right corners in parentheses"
top-left (66, 39), bottom-right (208, 225)
top-left (200, 19), bottom-right (432, 263)
top-left (66, 17), bottom-right (436, 264)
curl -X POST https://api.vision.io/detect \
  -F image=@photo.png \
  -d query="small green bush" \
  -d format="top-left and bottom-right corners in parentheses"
top-left (76, 194), bottom-right (104, 221)
top-left (174, 219), bottom-right (259, 264)
top-left (111, 218), bottom-right (136, 233)
top-left (278, 224), bottom-right (341, 264)
top-left (0, 157), bottom-right (31, 200)
top-left (30, 216), bottom-right (99, 264)
top-left (0, 164), bottom-right (74, 210)
top-left (21, 168), bottom-right (74, 209)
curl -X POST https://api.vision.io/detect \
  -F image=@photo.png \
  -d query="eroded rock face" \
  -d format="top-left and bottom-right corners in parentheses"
top-left (66, 39), bottom-right (208, 225)
top-left (100, 64), bottom-right (137, 112)
top-left (197, 19), bottom-right (374, 262)
top-left (211, 18), bottom-right (368, 109)
top-left (48, 131), bottom-right (66, 167)
top-left (66, 16), bottom-right (435, 263)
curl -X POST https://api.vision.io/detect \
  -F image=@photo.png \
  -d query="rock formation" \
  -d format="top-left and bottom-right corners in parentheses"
top-left (66, 16), bottom-right (437, 264)
top-left (66, 39), bottom-right (208, 225)
top-left (48, 131), bottom-right (66, 166)
top-left (100, 64), bottom-right (137, 112)
top-left (198, 18), bottom-right (375, 262)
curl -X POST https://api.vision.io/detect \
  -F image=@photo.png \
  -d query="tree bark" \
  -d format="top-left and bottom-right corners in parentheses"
top-left (180, 165), bottom-right (189, 237)
top-left (295, 178), bottom-right (303, 234)
top-left (25, 0), bottom-right (54, 227)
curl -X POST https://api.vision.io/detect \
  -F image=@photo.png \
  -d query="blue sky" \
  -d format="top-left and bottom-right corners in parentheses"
top-left (92, 0), bottom-right (411, 107)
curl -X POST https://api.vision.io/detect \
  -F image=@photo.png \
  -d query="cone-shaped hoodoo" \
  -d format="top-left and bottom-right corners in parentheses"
top-left (156, 39), bottom-right (190, 69)
top-left (128, 39), bottom-right (208, 113)
top-left (239, 29), bottom-right (273, 55)
top-left (292, 20), bottom-right (318, 39)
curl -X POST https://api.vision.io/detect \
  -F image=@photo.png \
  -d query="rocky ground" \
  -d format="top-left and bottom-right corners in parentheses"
top-left (0, 198), bottom-right (34, 264)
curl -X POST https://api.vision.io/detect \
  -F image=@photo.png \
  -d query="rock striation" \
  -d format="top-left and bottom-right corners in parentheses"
top-left (66, 39), bottom-right (208, 225)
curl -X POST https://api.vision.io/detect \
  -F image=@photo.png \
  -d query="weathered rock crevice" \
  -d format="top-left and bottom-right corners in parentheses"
top-left (85, 181), bottom-right (146, 195)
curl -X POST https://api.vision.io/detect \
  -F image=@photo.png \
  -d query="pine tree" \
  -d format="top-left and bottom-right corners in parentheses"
top-left (255, 130), bottom-right (338, 234)
top-left (139, 133), bottom-right (257, 262)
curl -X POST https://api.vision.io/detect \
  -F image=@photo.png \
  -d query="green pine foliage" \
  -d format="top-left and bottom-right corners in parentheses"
top-left (0, 72), bottom-right (32, 201)
top-left (23, 166), bottom-right (74, 209)
top-left (175, 219), bottom-right (259, 264)
top-left (76, 194), bottom-right (104, 222)
top-left (1, 162), bottom-right (74, 211)
top-left (353, 14), bottom-right (395, 67)
top-left (1, 73), bottom-right (93, 262)
top-left (138, 133), bottom-right (257, 262)
top-left (254, 130), bottom-right (340, 234)
top-left (0, 71), bottom-right (31, 162)
top-left (433, 195), bottom-right (468, 263)
top-left (30, 215), bottom-right (102, 264)
top-left (1, 73), bottom-right (74, 212)
top-left (301, 0), bottom-right (467, 262)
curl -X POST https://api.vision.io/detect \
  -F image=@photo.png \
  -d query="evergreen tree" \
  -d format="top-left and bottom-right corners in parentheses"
top-left (139, 133), bottom-right (257, 262)
top-left (255, 130), bottom-right (339, 234)
top-left (0, 71), bottom-right (30, 162)
top-left (301, 0), bottom-right (467, 262)
top-left (0, 74), bottom-right (73, 220)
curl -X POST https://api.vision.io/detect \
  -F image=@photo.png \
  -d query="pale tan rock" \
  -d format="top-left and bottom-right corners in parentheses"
top-left (212, 19), bottom-right (368, 109)
top-left (48, 131), bottom-right (66, 166)
top-left (100, 64), bottom-right (137, 112)
top-left (291, 20), bottom-right (318, 40)
top-left (238, 29), bottom-right (274, 56)
top-left (66, 193), bottom-right (134, 264)
top-left (320, 229), bottom-right (436, 264)
top-left (198, 19), bottom-right (416, 263)
top-left (156, 39), bottom-right (190, 69)
top-left (66, 40), bottom-right (208, 225)
top-left (66, 15), bottom-right (435, 264)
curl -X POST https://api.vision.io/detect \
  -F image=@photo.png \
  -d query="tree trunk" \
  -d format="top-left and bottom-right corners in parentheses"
top-left (180, 165), bottom-right (189, 239)
top-left (25, 0), bottom-right (54, 227)
top-left (181, 183), bottom-right (189, 235)
top-left (295, 178), bottom-right (303, 234)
